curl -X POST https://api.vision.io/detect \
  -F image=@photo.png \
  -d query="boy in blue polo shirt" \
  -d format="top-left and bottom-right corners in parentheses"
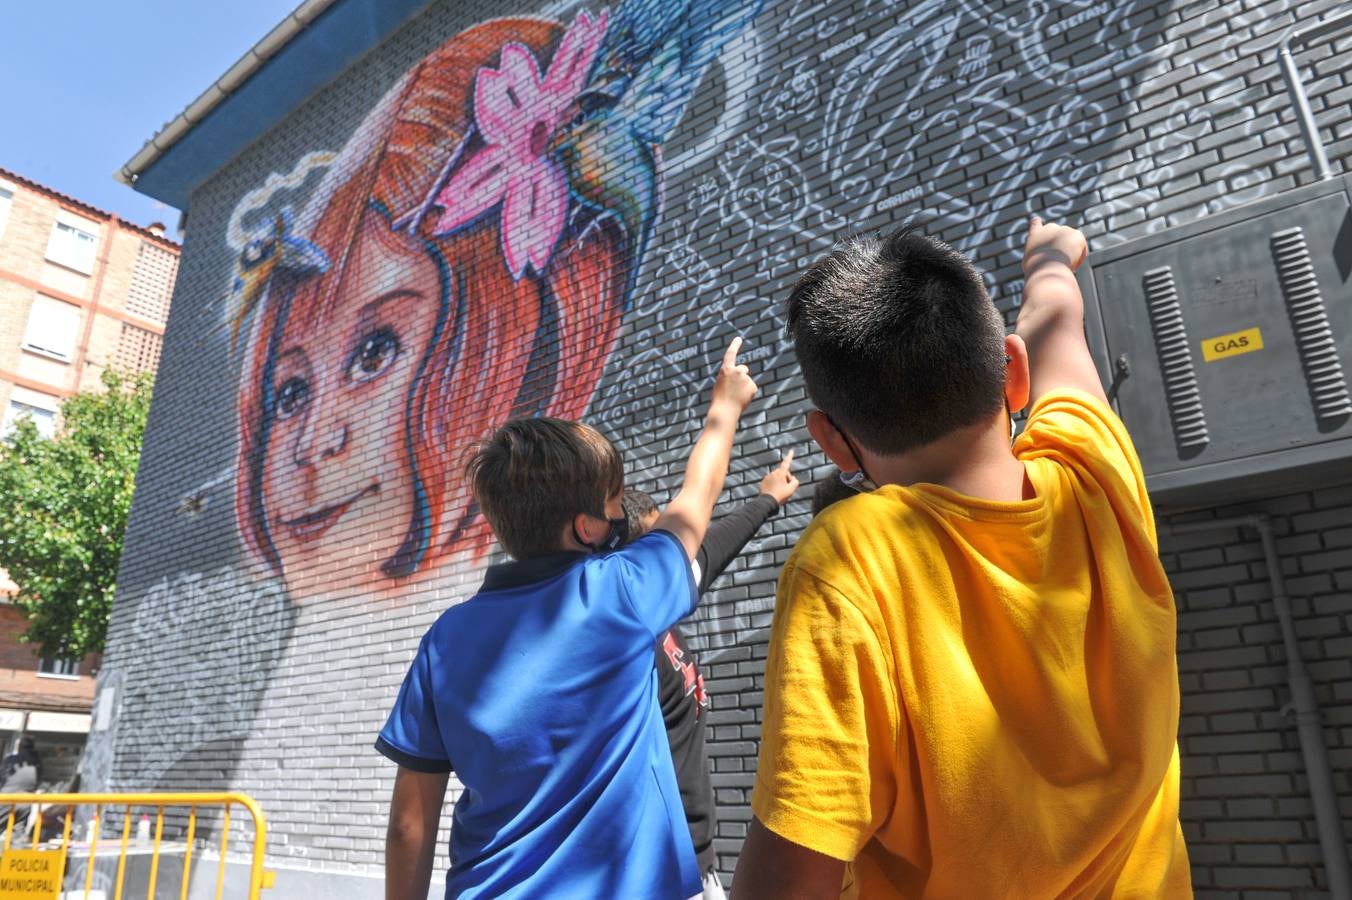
top-left (377, 338), bottom-right (758, 899)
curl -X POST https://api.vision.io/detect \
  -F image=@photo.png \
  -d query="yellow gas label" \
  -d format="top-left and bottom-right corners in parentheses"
top-left (0, 849), bottom-right (65, 900)
top-left (1201, 327), bottom-right (1263, 362)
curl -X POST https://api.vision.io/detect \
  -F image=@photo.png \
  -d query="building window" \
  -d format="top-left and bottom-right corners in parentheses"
top-left (3, 401), bottom-right (57, 439)
top-left (22, 294), bottom-right (82, 361)
top-left (37, 655), bottom-right (79, 678)
top-left (0, 186), bottom-right (12, 243)
top-left (45, 219), bottom-right (99, 274)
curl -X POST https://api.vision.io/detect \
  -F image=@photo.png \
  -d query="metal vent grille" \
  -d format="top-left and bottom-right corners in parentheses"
top-left (1270, 226), bottom-right (1352, 422)
top-left (1143, 265), bottom-right (1210, 450)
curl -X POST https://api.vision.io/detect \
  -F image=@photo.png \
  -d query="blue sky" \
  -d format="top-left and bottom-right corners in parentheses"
top-left (0, 2), bottom-right (299, 232)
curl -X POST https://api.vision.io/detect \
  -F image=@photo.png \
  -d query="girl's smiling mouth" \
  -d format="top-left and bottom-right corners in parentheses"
top-left (279, 483), bottom-right (380, 541)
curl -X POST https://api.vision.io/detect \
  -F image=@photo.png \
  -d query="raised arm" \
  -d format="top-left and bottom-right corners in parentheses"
top-left (655, 337), bottom-right (758, 559)
top-left (1013, 217), bottom-right (1107, 407)
top-left (695, 452), bottom-right (799, 592)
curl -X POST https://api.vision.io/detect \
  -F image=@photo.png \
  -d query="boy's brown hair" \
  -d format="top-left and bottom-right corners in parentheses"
top-left (466, 417), bottom-right (624, 560)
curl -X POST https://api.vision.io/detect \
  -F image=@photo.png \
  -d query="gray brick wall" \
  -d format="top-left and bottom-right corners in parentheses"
top-left (86, 0), bottom-right (1352, 896)
top-left (1165, 490), bottom-right (1352, 898)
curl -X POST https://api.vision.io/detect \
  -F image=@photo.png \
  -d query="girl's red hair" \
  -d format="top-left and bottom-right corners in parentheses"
top-left (237, 17), bottom-right (628, 580)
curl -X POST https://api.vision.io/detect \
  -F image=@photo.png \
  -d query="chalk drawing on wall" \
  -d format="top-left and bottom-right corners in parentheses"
top-left (634, 0), bottom-right (1196, 648)
top-left (82, 567), bottom-right (291, 791)
top-left (222, 0), bottom-right (766, 600)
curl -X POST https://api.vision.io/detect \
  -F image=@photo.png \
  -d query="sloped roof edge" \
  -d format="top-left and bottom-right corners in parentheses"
top-left (118, 0), bottom-right (433, 210)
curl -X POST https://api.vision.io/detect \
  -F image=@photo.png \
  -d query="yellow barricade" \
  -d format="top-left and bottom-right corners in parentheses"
top-left (0, 793), bottom-right (274, 900)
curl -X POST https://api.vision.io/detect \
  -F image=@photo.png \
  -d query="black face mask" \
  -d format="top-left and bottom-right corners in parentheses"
top-left (572, 515), bottom-right (629, 553)
top-left (824, 413), bottom-right (878, 492)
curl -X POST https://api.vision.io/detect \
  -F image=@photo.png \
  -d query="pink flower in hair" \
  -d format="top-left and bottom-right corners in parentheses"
top-left (432, 9), bottom-right (608, 279)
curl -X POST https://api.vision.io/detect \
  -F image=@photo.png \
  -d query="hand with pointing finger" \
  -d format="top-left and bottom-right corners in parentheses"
top-left (758, 450), bottom-right (801, 506)
top-left (655, 336), bottom-right (761, 561)
top-left (1022, 215), bottom-right (1087, 277)
top-left (711, 336), bottom-right (758, 415)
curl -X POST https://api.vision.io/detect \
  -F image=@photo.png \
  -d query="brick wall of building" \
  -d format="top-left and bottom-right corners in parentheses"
top-left (0, 602), bottom-right (100, 779)
top-left (0, 604), bottom-right (39, 671)
top-left (91, 1), bottom-right (1352, 897)
top-left (0, 604), bottom-right (100, 678)
top-left (1160, 491), bottom-right (1352, 897)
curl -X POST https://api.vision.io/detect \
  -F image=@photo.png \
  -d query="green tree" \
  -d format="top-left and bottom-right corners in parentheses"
top-left (0, 369), bottom-right (153, 659)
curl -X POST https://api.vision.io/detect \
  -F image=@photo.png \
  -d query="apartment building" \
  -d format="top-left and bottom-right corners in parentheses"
top-left (0, 166), bottom-right (177, 435)
top-left (0, 166), bottom-right (178, 778)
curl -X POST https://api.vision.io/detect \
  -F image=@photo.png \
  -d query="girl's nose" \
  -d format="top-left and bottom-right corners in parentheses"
top-left (293, 389), bottom-right (349, 466)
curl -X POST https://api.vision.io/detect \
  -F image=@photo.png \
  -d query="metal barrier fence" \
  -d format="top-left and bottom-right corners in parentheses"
top-left (0, 792), bottom-right (274, 900)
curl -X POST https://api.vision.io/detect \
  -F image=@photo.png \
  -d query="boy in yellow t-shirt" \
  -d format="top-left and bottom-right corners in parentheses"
top-left (733, 219), bottom-right (1191, 899)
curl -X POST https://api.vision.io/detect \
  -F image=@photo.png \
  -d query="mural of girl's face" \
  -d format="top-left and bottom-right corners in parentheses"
top-left (260, 213), bottom-right (439, 594)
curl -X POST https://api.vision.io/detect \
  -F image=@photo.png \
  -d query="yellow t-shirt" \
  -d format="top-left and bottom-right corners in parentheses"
top-left (751, 389), bottom-right (1191, 898)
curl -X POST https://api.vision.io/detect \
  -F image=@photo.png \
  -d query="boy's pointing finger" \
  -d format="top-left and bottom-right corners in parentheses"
top-left (779, 449), bottom-right (795, 471)
top-left (724, 336), bottom-right (743, 367)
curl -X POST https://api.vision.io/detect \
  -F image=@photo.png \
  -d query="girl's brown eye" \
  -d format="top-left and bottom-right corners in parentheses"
top-left (275, 376), bottom-right (310, 419)
top-left (347, 327), bottom-right (401, 383)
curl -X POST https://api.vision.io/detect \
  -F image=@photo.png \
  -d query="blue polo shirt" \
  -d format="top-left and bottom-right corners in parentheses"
top-left (376, 530), bottom-right (702, 899)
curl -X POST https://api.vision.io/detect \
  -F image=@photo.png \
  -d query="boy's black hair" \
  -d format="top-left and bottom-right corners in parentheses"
top-left (786, 228), bottom-right (1007, 455)
top-left (466, 417), bottom-right (623, 560)
top-left (620, 489), bottom-right (659, 541)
